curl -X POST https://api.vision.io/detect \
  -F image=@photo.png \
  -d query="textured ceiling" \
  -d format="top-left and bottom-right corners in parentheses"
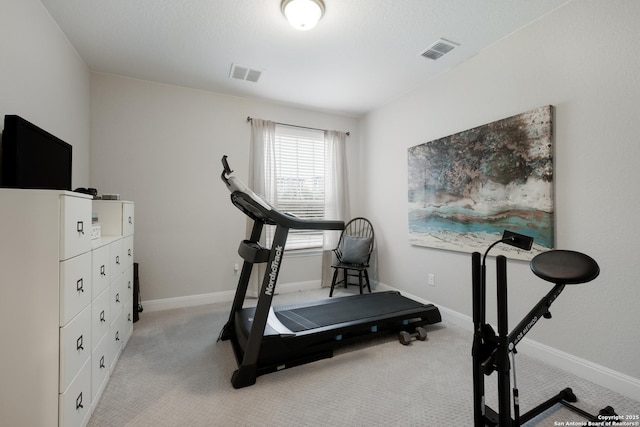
top-left (40, 0), bottom-right (570, 117)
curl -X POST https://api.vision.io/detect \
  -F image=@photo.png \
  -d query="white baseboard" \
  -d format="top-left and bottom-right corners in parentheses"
top-left (377, 282), bottom-right (640, 402)
top-left (141, 280), bottom-right (321, 313)
top-left (141, 289), bottom-right (237, 312)
top-left (517, 339), bottom-right (640, 402)
top-left (141, 280), bottom-right (640, 401)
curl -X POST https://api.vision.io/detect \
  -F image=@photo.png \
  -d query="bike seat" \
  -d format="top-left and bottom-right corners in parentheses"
top-left (530, 250), bottom-right (600, 285)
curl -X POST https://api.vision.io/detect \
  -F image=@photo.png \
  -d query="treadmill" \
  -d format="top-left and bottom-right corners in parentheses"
top-left (218, 156), bottom-right (441, 388)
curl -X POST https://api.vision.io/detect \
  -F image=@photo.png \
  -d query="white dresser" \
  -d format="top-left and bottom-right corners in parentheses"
top-left (0, 189), bottom-right (134, 427)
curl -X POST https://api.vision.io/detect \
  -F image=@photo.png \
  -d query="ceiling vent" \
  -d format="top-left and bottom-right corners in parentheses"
top-left (229, 64), bottom-right (263, 83)
top-left (420, 38), bottom-right (460, 60)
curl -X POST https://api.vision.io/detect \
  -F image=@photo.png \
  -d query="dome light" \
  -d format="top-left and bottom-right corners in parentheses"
top-left (281, 0), bottom-right (325, 31)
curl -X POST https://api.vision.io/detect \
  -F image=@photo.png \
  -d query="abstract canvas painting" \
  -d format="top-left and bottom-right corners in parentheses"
top-left (408, 105), bottom-right (554, 260)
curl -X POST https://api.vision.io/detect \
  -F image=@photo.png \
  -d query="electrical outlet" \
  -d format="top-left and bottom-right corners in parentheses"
top-left (428, 273), bottom-right (435, 286)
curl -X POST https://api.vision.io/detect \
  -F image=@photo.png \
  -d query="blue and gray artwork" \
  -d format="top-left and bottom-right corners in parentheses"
top-left (408, 105), bottom-right (554, 260)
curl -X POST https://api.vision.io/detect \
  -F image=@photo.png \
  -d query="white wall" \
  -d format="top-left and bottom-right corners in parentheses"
top-left (90, 73), bottom-right (360, 302)
top-left (361, 0), bottom-right (640, 382)
top-left (0, 0), bottom-right (90, 187)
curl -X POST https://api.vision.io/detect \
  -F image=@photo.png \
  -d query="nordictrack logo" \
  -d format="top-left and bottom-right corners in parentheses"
top-left (265, 245), bottom-right (283, 296)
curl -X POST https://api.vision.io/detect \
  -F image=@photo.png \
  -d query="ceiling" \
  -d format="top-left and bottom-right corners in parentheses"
top-left (40, 0), bottom-right (570, 117)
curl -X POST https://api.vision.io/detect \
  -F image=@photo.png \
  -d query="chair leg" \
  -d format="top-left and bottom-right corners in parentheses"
top-left (343, 269), bottom-right (348, 289)
top-left (358, 271), bottom-right (364, 294)
top-left (364, 269), bottom-right (371, 293)
top-left (330, 268), bottom-right (340, 297)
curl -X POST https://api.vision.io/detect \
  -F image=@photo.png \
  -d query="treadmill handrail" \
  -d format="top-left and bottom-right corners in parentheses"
top-left (222, 156), bottom-right (344, 231)
top-left (232, 191), bottom-right (344, 230)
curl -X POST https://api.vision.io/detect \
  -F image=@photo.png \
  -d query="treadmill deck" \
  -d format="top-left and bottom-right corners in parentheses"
top-left (274, 291), bottom-right (432, 332)
top-left (235, 291), bottom-right (440, 345)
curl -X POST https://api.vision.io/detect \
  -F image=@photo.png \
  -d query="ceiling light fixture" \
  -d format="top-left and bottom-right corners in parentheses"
top-left (281, 0), bottom-right (325, 31)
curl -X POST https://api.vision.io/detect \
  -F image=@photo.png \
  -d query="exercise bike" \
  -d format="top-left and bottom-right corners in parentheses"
top-left (472, 230), bottom-right (615, 426)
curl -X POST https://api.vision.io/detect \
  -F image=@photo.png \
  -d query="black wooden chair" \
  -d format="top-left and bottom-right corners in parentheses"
top-left (329, 217), bottom-right (374, 297)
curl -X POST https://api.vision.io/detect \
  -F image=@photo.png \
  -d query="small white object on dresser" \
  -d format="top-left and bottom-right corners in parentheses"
top-left (0, 189), bottom-right (134, 427)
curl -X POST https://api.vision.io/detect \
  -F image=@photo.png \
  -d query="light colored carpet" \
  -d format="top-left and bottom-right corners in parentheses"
top-left (88, 289), bottom-right (640, 426)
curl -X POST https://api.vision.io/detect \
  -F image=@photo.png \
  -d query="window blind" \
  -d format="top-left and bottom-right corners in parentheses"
top-left (266, 124), bottom-right (325, 250)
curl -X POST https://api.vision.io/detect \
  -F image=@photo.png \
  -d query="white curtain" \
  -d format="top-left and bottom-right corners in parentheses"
top-left (248, 119), bottom-right (276, 296)
top-left (321, 130), bottom-right (350, 288)
top-left (248, 121), bottom-right (349, 290)
top-left (249, 119), bottom-right (276, 205)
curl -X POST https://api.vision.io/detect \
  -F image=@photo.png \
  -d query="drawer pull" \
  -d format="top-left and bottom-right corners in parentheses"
top-left (76, 221), bottom-right (84, 235)
top-left (128, 249), bottom-right (132, 257)
top-left (115, 293), bottom-right (120, 303)
top-left (128, 280), bottom-right (132, 290)
top-left (76, 392), bottom-right (84, 410)
top-left (115, 331), bottom-right (120, 342)
top-left (100, 265), bottom-right (106, 276)
top-left (100, 310), bottom-right (105, 322)
top-left (76, 278), bottom-right (84, 293)
top-left (116, 255), bottom-right (120, 265)
top-left (128, 313), bottom-right (132, 322)
top-left (100, 355), bottom-right (105, 369)
top-left (76, 335), bottom-right (84, 351)
top-left (128, 216), bottom-right (133, 224)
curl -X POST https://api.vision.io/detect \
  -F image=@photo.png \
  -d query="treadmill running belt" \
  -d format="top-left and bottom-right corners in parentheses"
top-left (274, 292), bottom-right (425, 333)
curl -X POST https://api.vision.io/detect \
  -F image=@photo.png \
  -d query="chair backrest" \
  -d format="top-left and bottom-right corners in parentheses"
top-left (335, 217), bottom-right (374, 265)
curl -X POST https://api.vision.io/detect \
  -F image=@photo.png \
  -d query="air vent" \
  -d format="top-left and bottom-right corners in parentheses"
top-left (420, 38), bottom-right (459, 60)
top-left (229, 64), bottom-right (263, 83)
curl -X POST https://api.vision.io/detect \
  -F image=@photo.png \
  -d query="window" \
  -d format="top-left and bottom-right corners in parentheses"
top-left (265, 124), bottom-right (326, 250)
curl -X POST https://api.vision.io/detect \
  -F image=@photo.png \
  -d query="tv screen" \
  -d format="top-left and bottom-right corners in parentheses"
top-left (1, 115), bottom-right (72, 191)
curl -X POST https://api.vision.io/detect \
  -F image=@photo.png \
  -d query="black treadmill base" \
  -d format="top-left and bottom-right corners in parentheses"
top-left (229, 333), bottom-right (335, 388)
top-left (228, 291), bottom-right (441, 388)
top-left (231, 364), bottom-right (258, 389)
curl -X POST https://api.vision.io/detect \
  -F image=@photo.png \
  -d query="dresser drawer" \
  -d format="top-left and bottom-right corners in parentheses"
top-left (110, 275), bottom-right (123, 320)
top-left (91, 243), bottom-right (111, 297)
top-left (123, 202), bottom-right (134, 236)
top-left (59, 305), bottom-right (91, 394)
top-left (60, 196), bottom-right (92, 261)
top-left (122, 265), bottom-right (133, 305)
top-left (91, 334), bottom-right (110, 406)
top-left (110, 239), bottom-right (123, 277)
top-left (60, 252), bottom-right (92, 326)
top-left (59, 358), bottom-right (91, 427)
top-left (122, 299), bottom-right (134, 346)
top-left (109, 310), bottom-right (124, 368)
top-left (91, 287), bottom-right (110, 352)
top-left (122, 235), bottom-right (134, 270)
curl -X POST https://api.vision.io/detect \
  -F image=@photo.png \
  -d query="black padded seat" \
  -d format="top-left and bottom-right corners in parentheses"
top-left (530, 250), bottom-right (600, 285)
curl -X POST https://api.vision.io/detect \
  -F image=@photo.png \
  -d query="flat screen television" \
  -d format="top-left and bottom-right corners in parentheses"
top-left (0, 115), bottom-right (72, 191)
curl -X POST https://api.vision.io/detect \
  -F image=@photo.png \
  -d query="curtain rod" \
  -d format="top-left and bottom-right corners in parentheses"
top-left (247, 116), bottom-right (350, 136)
